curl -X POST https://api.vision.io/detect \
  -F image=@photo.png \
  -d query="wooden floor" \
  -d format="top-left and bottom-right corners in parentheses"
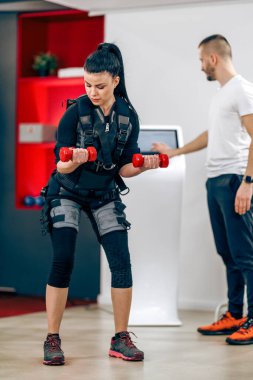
top-left (0, 306), bottom-right (252, 380)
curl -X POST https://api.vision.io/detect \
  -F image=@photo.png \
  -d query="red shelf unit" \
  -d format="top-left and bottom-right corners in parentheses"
top-left (16, 10), bottom-right (104, 209)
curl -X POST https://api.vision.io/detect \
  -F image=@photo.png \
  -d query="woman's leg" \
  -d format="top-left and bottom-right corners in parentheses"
top-left (91, 201), bottom-right (144, 360)
top-left (46, 198), bottom-right (81, 334)
top-left (46, 285), bottom-right (69, 334)
top-left (100, 230), bottom-right (133, 332)
top-left (46, 226), bottom-right (78, 333)
top-left (102, 231), bottom-right (144, 361)
top-left (111, 287), bottom-right (132, 333)
top-left (44, 225), bottom-right (78, 365)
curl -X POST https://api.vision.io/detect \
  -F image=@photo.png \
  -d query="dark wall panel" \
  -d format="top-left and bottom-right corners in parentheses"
top-left (0, 13), bottom-right (100, 299)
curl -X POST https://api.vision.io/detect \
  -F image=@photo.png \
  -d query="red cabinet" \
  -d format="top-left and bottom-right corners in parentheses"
top-left (16, 10), bottom-right (104, 208)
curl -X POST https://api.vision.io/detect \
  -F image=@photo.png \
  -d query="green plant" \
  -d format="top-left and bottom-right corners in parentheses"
top-left (32, 52), bottom-right (58, 75)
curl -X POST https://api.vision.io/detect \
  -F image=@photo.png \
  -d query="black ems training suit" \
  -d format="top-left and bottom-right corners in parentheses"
top-left (43, 95), bottom-right (140, 289)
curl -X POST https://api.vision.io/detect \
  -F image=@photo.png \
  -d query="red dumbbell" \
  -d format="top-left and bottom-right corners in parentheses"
top-left (59, 146), bottom-right (97, 162)
top-left (132, 153), bottom-right (169, 168)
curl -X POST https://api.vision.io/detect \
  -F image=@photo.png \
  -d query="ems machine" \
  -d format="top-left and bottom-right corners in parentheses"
top-left (98, 126), bottom-right (185, 326)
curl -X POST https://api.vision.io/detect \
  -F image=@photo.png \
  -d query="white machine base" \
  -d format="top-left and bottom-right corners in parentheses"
top-left (98, 126), bottom-right (185, 327)
top-left (129, 309), bottom-right (182, 326)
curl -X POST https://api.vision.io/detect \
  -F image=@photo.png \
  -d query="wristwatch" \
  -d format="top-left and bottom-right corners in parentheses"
top-left (243, 175), bottom-right (253, 184)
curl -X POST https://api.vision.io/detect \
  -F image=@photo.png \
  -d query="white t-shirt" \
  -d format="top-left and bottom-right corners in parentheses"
top-left (206, 75), bottom-right (253, 178)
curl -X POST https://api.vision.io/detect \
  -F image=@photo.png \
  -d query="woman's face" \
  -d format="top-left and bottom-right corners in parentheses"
top-left (84, 70), bottom-right (120, 109)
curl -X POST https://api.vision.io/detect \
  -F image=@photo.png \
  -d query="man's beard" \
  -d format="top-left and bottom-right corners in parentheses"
top-left (206, 67), bottom-right (216, 81)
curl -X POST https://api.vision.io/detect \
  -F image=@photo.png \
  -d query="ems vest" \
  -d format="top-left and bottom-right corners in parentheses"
top-left (55, 95), bottom-right (132, 195)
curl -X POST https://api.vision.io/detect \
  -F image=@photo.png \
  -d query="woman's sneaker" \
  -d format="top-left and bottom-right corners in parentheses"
top-left (109, 331), bottom-right (144, 361)
top-left (226, 318), bottom-right (253, 345)
top-left (197, 311), bottom-right (246, 335)
top-left (43, 334), bottom-right (65, 365)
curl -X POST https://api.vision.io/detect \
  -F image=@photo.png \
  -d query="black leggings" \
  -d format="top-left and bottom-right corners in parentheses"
top-left (48, 227), bottom-right (132, 289)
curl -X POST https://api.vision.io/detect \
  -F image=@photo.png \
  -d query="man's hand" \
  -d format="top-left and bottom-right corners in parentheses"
top-left (152, 143), bottom-right (177, 157)
top-left (235, 182), bottom-right (253, 215)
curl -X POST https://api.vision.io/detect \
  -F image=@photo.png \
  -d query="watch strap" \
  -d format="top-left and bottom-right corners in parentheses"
top-left (243, 175), bottom-right (253, 184)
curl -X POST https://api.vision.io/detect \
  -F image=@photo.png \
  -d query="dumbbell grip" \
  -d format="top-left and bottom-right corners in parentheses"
top-left (59, 147), bottom-right (97, 162)
top-left (132, 153), bottom-right (169, 168)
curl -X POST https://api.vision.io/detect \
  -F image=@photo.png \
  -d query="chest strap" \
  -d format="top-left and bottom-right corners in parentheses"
top-left (68, 95), bottom-right (132, 173)
top-left (114, 114), bottom-right (130, 162)
top-left (94, 108), bottom-right (115, 169)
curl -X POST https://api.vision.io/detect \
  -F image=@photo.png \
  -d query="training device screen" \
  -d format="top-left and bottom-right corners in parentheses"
top-left (138, 129), bottom-right (178, 153)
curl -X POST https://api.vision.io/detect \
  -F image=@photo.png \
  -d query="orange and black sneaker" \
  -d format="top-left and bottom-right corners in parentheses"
top-left (197, 311), bottom-right (246, 335)
top-left (226, 318), bottom-right (253, 345)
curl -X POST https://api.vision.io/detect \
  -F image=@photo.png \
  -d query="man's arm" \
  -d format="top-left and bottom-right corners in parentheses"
top-left (234, 114), bottom-right (253, 215)
top-left (152, 130), bottom-right (208, 157)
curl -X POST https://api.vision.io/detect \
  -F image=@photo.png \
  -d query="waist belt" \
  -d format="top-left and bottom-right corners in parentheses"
top-left (59, 187), bottom-right (119, 202)
top-left (92, 189), bottom-right (119, 201)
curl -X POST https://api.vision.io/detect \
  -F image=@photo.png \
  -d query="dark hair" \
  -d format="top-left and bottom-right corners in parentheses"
top-left (84, 42), bottom-right (136, 113)
top-left (198, 34), bottom-right (232, 59)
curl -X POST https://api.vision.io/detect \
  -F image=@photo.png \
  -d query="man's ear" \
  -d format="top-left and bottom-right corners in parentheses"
top-left (210, 53), bottom-right (218, 65)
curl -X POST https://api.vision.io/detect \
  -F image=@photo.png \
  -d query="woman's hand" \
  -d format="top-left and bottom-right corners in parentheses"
top-left (57, 148), bottom-right (89, 174)
top-left (119, 154), bottom-right (160, 178)
top-left (71, 148), bottom-right (89, 164)
top-left (142, 154), bottom-right (160, 169)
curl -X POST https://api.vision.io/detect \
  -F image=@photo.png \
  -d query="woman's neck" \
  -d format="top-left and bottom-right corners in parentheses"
top-left (100, 97), bottom-right (115, 116)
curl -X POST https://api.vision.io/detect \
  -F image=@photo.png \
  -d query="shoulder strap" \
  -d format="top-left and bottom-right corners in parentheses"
top-left (75, 95), bottom-right (95, 147)
top-left (66, 98), bottom-right (77, 109)
top-left (114, 97), bottom-right (131, 162)
top-left (114, 97), bottom-right (132, 194)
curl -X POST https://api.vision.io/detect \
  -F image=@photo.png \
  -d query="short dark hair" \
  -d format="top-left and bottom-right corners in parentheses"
top-left (198, 34), bottom-right (232, 59)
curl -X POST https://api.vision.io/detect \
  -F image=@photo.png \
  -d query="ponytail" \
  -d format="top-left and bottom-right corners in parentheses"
top-left (84, 43), bottom-right (137, 114)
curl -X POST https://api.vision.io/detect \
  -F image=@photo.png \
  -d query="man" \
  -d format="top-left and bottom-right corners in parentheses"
top-left (153, 34), bottom-right (253, 345)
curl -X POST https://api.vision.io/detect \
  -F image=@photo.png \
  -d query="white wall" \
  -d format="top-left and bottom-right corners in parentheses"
top-left (105, 1), bottom-right (253, 311)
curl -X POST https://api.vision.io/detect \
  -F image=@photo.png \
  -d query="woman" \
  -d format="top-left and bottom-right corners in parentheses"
top-left (42, 43), bottom-right (159, 365)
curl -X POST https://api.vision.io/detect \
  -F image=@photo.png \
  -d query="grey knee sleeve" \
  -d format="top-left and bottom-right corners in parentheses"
top-left (50, 199), bottom-right (81, 232)
top-left (91, 200), bottom-right (131, 237)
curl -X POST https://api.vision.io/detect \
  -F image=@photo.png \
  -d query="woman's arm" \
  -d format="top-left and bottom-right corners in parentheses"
top-left (56, 148), bottom-right (89, 174)
top-left (119, 155), bottom-right (160, 178)
top-left (118, 110), bottom-right (160, 177)
top-left (54, 104), bottom-right (87, 174)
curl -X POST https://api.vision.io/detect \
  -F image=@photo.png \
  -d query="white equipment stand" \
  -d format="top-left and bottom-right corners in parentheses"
top-left (98, 125), bottom-right (185, 326)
